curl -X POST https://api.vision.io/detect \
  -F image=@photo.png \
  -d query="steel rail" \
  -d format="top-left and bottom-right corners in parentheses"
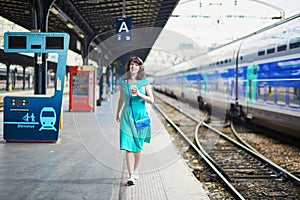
top-left (202, 120), bottom-right (300, 184)
top-left (230, 122), bottom-right (300, 184)
top-left (153, 102), bottom-right (246, 200)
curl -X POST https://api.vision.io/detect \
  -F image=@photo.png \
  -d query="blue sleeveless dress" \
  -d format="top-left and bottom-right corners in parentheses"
top-left (119, 78), bottom-right (151, 152)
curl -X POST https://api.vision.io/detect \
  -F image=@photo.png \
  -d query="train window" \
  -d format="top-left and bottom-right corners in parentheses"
top-left (16, 75), bottom-right (24, 81)
top-left (0, 74), bottom-right (6, 79)
top-left (266, 86), bottom-right (274, 104)
top-left (253, 66), bottom-right (257, 75)
top-left (257, 86), bottom-right (264, 102)
top-left (276, 87), bottom-right (286, 105)
top-left (258, 50), bottom-right (265, 56)
top-left (42, 111), bottom-right (55, 117)
top-left (277, 44), bottom-right (287, 52)
top-left (289, 37), bottom-right (300, 49)
top-left (288, 87), bottom-right (300, 107)
top-left (267, 47), bottom-right (275, 54)
top-left (266, 44), bottom-right (276, 54)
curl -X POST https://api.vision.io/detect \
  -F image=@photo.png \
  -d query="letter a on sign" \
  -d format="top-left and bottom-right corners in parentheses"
top-left (119, 22), bottom-right (129, 33)
top-left (116, 18), bottom-right (132, 41)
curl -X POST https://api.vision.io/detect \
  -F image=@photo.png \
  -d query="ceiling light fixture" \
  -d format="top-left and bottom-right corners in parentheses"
top-left (66, 22), bottom-right (74, 29)
top-left (50, 7), bottom-right (59, 15)
top-left (78, 33), bottom-right (85, 38)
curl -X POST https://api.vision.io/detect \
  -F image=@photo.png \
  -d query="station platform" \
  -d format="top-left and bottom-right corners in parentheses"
top-left (0, 92), bottom-right (210, 200)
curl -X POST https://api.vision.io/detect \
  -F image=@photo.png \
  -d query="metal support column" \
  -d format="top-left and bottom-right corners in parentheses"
top-left (5, 62), bottom-right (10, 91)
top-left (31, 0), bottom-right (55, 94)
top-left (98, 65), bottom-right (104, 106)
top-left (112, 64), bottom-right (116, 94)
top-left (22, 66), bottom-right (26, 90)
top-left (81, 37), bottom-right (89, 65)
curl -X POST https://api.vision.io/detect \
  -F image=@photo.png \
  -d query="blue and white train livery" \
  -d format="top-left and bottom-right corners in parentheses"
top-left (154, 13), bottom-right (300, 139)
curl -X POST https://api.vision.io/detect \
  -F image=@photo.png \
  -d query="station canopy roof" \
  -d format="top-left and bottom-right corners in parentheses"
top-left (0, 0), bottom-right (179, 69)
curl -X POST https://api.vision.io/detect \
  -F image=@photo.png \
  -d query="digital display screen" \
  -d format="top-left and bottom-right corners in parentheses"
top-left (31, 45), bottom-right (41, 49)
top-left (46, 37), bottom-right (64, 49)
top-left (8, 36), bottom-right (27, 49)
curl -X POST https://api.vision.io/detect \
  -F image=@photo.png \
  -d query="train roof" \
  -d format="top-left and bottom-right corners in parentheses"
top-left (209, 13), bottom-right (300, 52)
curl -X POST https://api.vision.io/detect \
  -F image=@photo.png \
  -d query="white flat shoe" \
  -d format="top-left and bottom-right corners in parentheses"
top-left (133, 173), bottom-right (139, 180)
top-left (127, 176), bottom-right (135, 185)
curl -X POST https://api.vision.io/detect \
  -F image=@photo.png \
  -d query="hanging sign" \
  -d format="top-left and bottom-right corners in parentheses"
top-left (116, 17), bottom-right (132, 41)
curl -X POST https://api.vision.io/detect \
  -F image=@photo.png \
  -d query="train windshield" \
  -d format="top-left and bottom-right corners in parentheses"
top-left (42, 111), bottom-right (55, 117)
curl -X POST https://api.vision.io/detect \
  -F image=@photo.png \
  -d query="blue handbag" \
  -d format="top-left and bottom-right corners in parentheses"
top-left (127, 83), bottom-right (151, 131)
top-left (134, 117), bottom-right (151, 130)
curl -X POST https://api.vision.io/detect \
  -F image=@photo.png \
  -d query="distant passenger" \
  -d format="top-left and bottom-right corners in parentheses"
top-left (116, 56), bottom-right (154, 186)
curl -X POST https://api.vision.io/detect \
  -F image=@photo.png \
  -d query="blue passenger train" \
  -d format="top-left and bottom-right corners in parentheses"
top-left (154, 13), bottom-right (300, 139)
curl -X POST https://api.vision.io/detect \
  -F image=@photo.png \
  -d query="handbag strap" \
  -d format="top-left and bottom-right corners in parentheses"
top-left (127, 82), bottom-right (137, 124)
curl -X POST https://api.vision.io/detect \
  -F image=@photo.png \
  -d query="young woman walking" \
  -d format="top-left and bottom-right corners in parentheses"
top-left (116, 56), bottom-right (154, 185)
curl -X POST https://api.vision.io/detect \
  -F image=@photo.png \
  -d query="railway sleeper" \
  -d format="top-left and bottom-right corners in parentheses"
top-left (263, 191), bottom-right (289, 197)
top-left (231, 174), bottom-right (279, 179)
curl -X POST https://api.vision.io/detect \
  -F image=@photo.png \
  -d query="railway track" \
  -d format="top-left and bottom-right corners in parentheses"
top-left (196, 123), bottom-right (300, 199)
top-left (154, 92), bottom-right (300, 199)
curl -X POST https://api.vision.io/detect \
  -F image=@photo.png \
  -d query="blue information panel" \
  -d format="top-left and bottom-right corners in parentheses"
top-left (116, 17), bottom-right (132, 41)
top-left (3, 32), bottom-right (69, 142)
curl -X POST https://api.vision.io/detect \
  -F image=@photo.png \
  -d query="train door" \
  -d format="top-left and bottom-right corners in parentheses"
top-left (181, 72), bottom-right (186, 99)
top-left (203, 72), bottom-right (209, 97)
top-left (246, 64), bottom-right (258, 104)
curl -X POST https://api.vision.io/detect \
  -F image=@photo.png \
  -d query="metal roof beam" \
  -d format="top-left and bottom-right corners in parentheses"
top-left (55, 0), bottom-right (95, 38)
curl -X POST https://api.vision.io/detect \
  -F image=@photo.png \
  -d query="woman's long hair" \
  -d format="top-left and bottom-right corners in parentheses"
top-left (124, 56), bottom-right (146, 80)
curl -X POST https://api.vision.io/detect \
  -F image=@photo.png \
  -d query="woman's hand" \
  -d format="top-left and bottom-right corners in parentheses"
top-left (130, 85), bottom-right (138, 96)
top-left (116, 115), bottom-right (120, 123)
top-left (116, 86), bottom-right (124, 123)
top-left (135, 87), bottom-right (142, 96)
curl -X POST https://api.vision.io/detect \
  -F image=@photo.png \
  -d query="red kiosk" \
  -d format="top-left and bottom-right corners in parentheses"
top-left (69, 65), bottom-right (96, 111)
